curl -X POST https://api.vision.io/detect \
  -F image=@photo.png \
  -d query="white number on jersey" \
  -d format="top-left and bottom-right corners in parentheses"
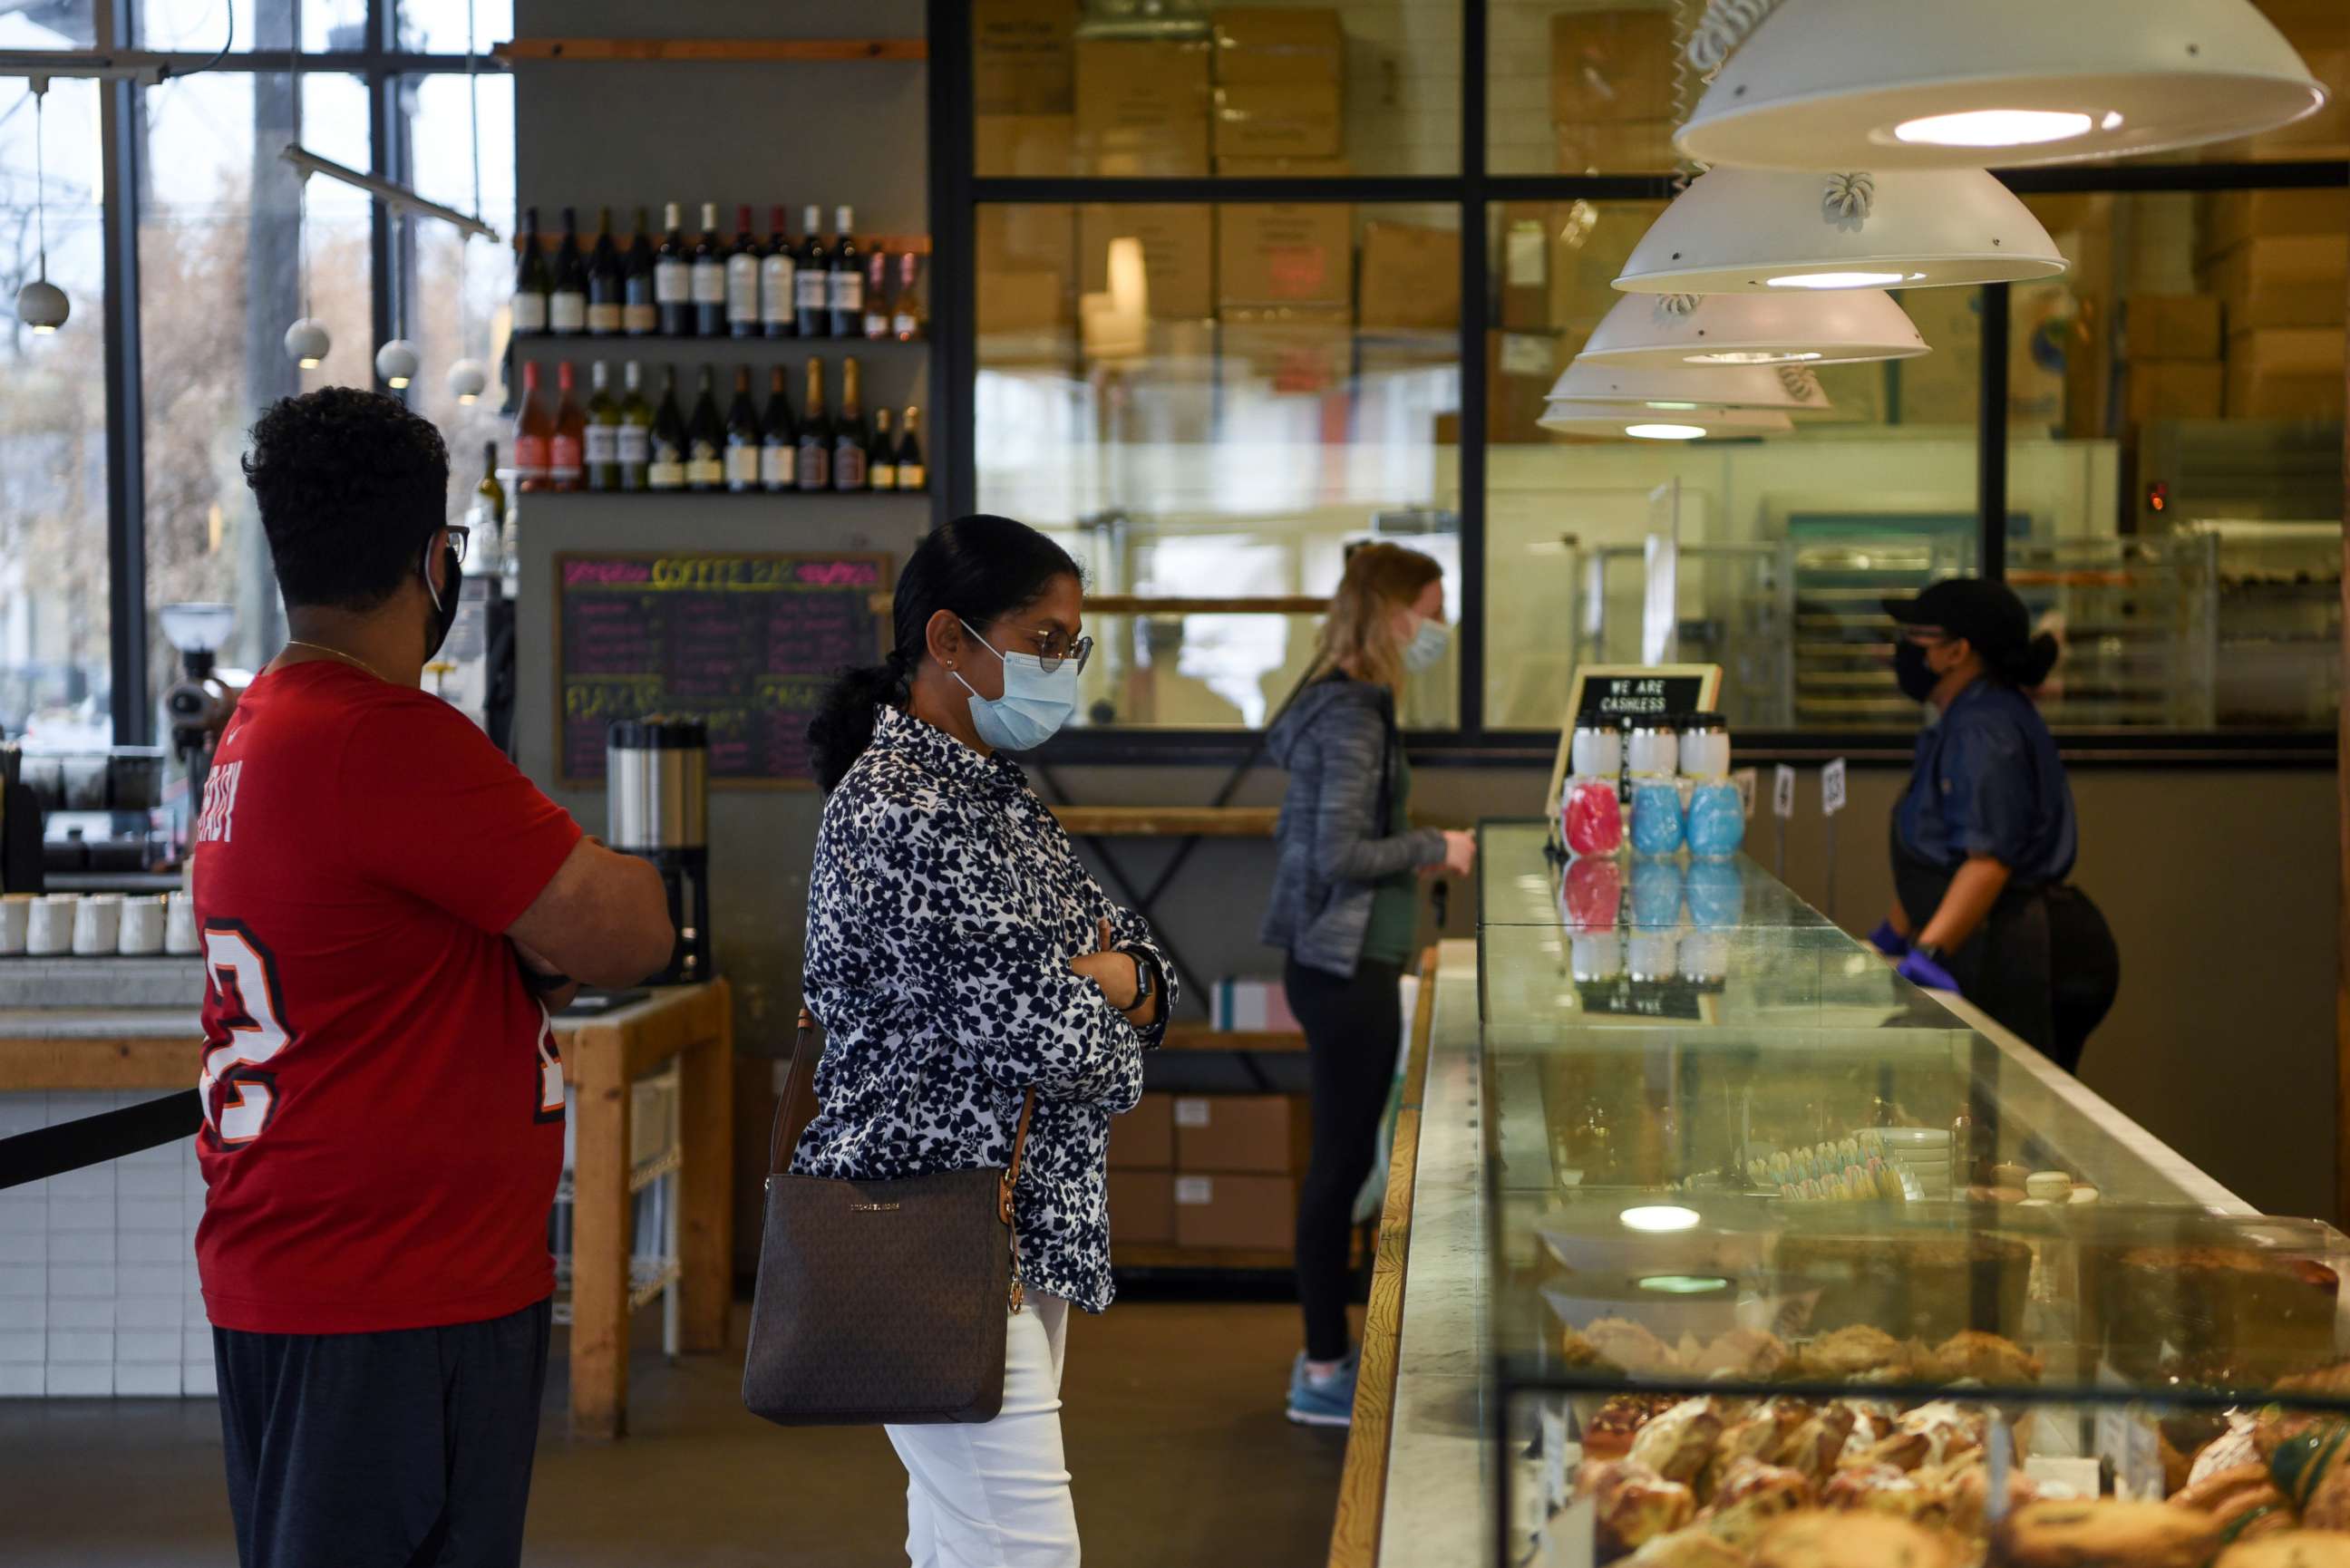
top-left (199, 924), bottom-right (296, 1146)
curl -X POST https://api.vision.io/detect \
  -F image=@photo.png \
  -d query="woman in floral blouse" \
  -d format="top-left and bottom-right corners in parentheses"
top-left (799, 513), bottom-right (1176, 1568)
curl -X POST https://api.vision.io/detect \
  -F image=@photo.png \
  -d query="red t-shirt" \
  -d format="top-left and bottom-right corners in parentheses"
top-left (192, 661), bottom-right (583, 1333)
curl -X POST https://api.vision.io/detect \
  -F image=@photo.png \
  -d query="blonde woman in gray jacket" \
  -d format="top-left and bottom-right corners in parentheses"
top-left (1259, 543), bottom-right (1475, 1426)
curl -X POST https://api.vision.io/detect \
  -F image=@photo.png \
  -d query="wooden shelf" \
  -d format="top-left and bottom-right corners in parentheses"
top-left (1050, 805), bottom-right (1278, 837)
top-left (502, 37), bottom-right (927, 63)
top-left (1112, 1244), bottom-right (1293, 1273)
top-left (1161, 1025), bottom-right (1306, 1053)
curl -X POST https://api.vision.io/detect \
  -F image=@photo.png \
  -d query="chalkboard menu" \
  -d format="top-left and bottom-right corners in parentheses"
top-left (555, 551), bottom-right (890, 787)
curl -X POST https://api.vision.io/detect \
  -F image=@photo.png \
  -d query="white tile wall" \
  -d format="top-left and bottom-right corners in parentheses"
top-left (0, 1091), bottom-right (212, 1400)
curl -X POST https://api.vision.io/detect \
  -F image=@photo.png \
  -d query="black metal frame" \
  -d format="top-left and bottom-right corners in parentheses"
top-left (83, 1), bottom-right (507, 743)
top-left (935, 1), bottom-right (2350, 766)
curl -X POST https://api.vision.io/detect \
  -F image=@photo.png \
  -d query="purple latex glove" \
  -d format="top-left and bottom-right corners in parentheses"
top-left (1898, 949), bottom-right (1959, 992)
top-left (1867, 919), bottom-right (1909, 958)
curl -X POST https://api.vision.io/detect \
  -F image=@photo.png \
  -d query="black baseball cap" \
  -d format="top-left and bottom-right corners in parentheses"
top-left (1882, 576), bottom-right (2030, 655)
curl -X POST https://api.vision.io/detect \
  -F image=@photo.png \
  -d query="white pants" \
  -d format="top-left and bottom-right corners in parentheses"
top-left (885, 1292), bottom-right (1077, 1568)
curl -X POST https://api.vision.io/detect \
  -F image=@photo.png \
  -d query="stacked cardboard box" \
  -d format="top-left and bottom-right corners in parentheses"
top-left (974, 0), bottom-right (1078, 177)
top-left (1550, 7), bottom-right (1676, 174)
top-left (1075, 36), bottom-right (1213, 177)
top-left (2122, 295), bottom-right (2225, 422)
top-left (1170, 1095), bottom-right (1307, 1253)
top-left (1359, 221), bottom-right (1461, 332)
top-left (1211, 8), bottom-right (1345, 171)
top-left (2199, 186), bottom-right (2348, 419)
top-left (1080, 204), bottom-right (1215, 323)
top-left (1106, 1094), bottom-right (1177, 1247)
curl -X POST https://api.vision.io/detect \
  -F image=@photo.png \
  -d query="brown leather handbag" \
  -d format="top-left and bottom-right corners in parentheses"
top-left (742, 1008), bottom-right (1036, 1427)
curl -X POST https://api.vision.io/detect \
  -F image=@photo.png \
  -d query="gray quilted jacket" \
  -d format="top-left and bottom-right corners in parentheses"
top-left (1259, 674), bottom-right (1447, 979)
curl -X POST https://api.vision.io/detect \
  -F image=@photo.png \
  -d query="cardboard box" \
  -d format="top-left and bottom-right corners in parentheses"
top-left (1211, 7), bottom-right (1345, 84)
top-left (2247, 47), bottom-right (2350, 158)
top-left (1173, 1173), bottom-right (1296, 1253)
top-left (1173, 1094), bottom-right (1303, 1174)
top-left (1551, 7), bottom-right (1675, 171)
top-left (1218, 203), bottom-right (1355, 314)
top-left (1216, 155), bottom-right (1356, 178)
top-left (1108, 1169), bottom-right (1176, 1246)
top-left (976, 114), bottom-right (1076, 177)
top-left (974, 0), bottom-right (1077, 116)
top-left (1075, 38), bottom-right (1212, 177)
top-left (2206, 235), bottom-right (2350, 329)
top-left (1219, 309), bottom-right (1354, 401)
top-left (2125, 361), bottom-right (2224, 421)
top-left (2229, 325), bottom-right (2345, 378)
top-left (978, 272), bottom-right (1071, 338)
top-left (2199, 188), bottom-right (2347, 258)
top-left (1210, 976), bottom-right (1300, 1032)
top-left (1109, 1094), bottom-right (1175, 1171)
top-left (1080, 204), bottom-right (1214, 321)
top-left (977, 203), bottom-right (1074, 338)
top-left (1359, 221), bottom-right (1461, 332)
top-left (2225, 364), bottom-right (2347, 418)
top-left (2123, 295), bottom-right (2223, 362)
top-left (1214, 80), bottom-right (1345, 160)
top-left (1497, 208), bottom-right (1552, 333)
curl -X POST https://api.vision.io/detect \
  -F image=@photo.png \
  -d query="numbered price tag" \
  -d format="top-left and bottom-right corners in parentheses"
top-left (1732, 767), bottom-right (1758, 820)
top-left (1821, 758), bottom-right (1848, 817)
top-left (1772, 764), bottom-right (1797, 820)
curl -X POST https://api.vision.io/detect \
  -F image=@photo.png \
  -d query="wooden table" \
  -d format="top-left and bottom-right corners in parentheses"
top-left (0, 980), bottom-right (733, 1441)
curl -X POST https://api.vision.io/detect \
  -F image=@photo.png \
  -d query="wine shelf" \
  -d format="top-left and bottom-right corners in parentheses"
top-left (521, 489), bottom-right (931, 501)
top-left (510, 334), bottom-right (928, 350)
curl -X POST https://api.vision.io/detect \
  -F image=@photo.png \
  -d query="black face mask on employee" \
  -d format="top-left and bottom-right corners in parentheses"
top-left (1893, 638), bottom-right (1941, 702)
top-left (421, 540), bottom-right (463, 663)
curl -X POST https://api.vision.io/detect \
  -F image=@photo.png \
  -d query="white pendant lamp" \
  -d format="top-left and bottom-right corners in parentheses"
top-left (375, 338), bottom-right (420, 389)
top-left (284, 317), bottom-right (330, 368)
top-left (1539, 402), bottom-right (1797, 440)
top-left (1615, 168), bottom-right (2066, 295)
top-left (1546, 359), bottom-right (1833, 413)
top-left (447, 358), bottom-right (489, 403)
top-left (15, 79), bottom-right (67, 334)
top-left (1578, 288), bottom-right (1928, 369)
top-left (1676, 0), bottom-right (2328, 171)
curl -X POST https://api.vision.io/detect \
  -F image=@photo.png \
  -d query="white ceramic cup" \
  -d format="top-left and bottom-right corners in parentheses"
top-left (26, 894), bottom-right (79, 956)
top-left (118, 896), bottom-right (166, 956)
top-left (73, 894), bottom-right (123, 955)
top-left (0, 893), bottom-right (32, 954)
top-left (165, 892), bottom-right (199, 955)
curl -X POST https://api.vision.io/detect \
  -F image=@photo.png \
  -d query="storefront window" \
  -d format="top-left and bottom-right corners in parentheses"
top-left (137, 0), bottom-right (364, 51)
top-left (1, 1), bottom-right (94, 49)
top-left (2007, 189), bottom-right (2345, 731)
top-left (976, 200), bottom-right (1463, 729)
top-left (1488, 0), bottom-right (1681, 176)
top-left (1481, 200), bottom-right (1986, 733)
top-left (0, 78), bottom-right (109, 747)
top-left (972, 1), bottom-right (1461, 179)
top-left (137, 72), bottom-right (374, 721)
top-left (397, 0), bottom-right (511, 53)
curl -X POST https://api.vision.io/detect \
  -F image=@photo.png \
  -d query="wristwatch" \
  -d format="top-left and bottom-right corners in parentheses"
top-left (1123, 947), bottom-right (1156, 1012)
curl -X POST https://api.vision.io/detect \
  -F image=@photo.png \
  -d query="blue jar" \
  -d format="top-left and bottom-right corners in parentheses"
top-left (1685, 781), bottom-right (1745, 859)
top-left (1684, 857), bottom-right (1745, 930)
top-left (1629, 857), bottom-right (1685, 929)
top-left (1629, 780), bottom-right (1685, 857)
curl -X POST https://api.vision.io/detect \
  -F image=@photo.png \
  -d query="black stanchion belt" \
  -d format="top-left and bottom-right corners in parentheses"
top-left (0, 1090), bottom-right (202, 1191)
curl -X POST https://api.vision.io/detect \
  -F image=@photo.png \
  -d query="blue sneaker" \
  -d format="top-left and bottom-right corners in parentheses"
top-left (1287, 1350), bottom-right (1358, 1427)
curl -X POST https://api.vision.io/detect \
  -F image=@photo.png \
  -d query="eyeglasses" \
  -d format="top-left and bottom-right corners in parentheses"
top-left (1024, 628), bottom-right (1093, 676)
top-left (434, 525), bottom-right (471, 567)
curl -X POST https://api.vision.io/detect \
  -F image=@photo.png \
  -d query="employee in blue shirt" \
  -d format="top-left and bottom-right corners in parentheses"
top-left (1869, 577), bottom-right (2119, 1072)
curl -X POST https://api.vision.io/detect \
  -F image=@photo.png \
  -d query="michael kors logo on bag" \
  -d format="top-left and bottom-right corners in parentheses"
top-left (850, 1201), bottom-right (902, 1213)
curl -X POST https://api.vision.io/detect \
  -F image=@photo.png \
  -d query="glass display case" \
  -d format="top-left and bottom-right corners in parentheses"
top-left (1467, 819), bottom-right (2350, 1566)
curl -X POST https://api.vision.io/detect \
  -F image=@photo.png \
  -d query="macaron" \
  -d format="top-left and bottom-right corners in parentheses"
top-left (2025, 1171), bottom-right (2073, 1202)
top-left (2068, 1186), bottom-right (2101, 1206)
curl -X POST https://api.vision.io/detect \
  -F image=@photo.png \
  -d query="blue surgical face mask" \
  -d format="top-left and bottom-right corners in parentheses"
top-left (950, 619), bottom-right (1079, 751)
top-left (1402, 615), bottom-right (1451, 674)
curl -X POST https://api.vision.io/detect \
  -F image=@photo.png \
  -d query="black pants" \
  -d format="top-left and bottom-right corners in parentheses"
top-left (214, 1297), bottom-right (553, 1568)
top-left (1285, 953), bottom-right (1403, 1363)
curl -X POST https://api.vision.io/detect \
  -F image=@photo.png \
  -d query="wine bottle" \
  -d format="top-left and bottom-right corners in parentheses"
top-left (587, 207), bottom-right (623, 336)
top-left (761, 205), bottom-right (796, 339)
top-left (617, 361), bottom-right (653, 492)
top-left (760, 365), bottom-right (797, 493)
top-left (584, 360), bottom-right (620, 491)
top-left (512, 207), bottom-right (549, 335)
top-left (893, 254), bottom-right (924, 342)
top-left (513, 359), bottom-right (552, 490)
top-left (797, 357), bottom-right (832, 491)
top-left (834, 354), bottom-right (868, 492)
top-left (896, 406), bottom-right (927, 491)
top-left (647, 367), bottom-right (687, 491)
top-left (470, 441), bottom-right (507, 566)
top-left (795, 204), bottom-right (830, 338)
top-left (550, 207), bottom-right (588, 335)
top-left (829, 205), bottom-right (863, 340)
top-left (686, 365), bottom-right (726, 492)
top-left (723, 367), bottom-right (762, 493)
top-left (863, 252), bottom-right (891, 340)
top-left (655, 202), bottom-right (693, 337)
top-left (726, 204), bottom-right (762, 339)
top-left (691, 203), bottom-right (726, 339)
top-left (623, 208), bottom-right (658, 336)
top-left (868, 408), bottom-right (898, 491)
top-left (550, 360), bottom-right (586, 490)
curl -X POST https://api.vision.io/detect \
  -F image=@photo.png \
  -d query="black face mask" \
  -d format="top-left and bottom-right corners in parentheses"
top-left (422, 544), bottom-right (463, 662)
top-left (1893, 638), bottom-right (1940, 702)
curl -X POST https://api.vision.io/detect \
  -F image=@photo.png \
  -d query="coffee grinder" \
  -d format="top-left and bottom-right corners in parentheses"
top-left (160, 602), bottom-right (239, 847)
top-left (606, 716), bottom-right (712, 985)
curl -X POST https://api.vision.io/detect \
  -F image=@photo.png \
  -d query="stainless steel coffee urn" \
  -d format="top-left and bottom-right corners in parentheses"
top-left (607, 716), bottom-right (711, 985)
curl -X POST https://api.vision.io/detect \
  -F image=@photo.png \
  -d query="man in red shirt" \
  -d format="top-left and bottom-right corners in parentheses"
top-left (196, 388), bottom-right (675, 1568)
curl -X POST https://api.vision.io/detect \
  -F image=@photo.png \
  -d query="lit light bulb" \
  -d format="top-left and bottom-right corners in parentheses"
top-left (1619, 1204), bottom-right (1703, 1232)
top-left (447, 358), bottom-right (489, 405)
top-left (1893, 109), bottom-right (2095, 148)
top-left (17, 278), bottom-right (69, 333)
top-left (1626, 422), bottom-right (1708, 440)
top-left (1764, 271), bottom-right (1921, 290)
top-left (284, 317), bottom-right (331, 369)
top-left (1686, 350), bottom-right (1825, 364)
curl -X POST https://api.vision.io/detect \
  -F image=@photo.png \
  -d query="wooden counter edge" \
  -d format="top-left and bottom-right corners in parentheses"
top-left (1327, 943), bottom-right (1442, 1568)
